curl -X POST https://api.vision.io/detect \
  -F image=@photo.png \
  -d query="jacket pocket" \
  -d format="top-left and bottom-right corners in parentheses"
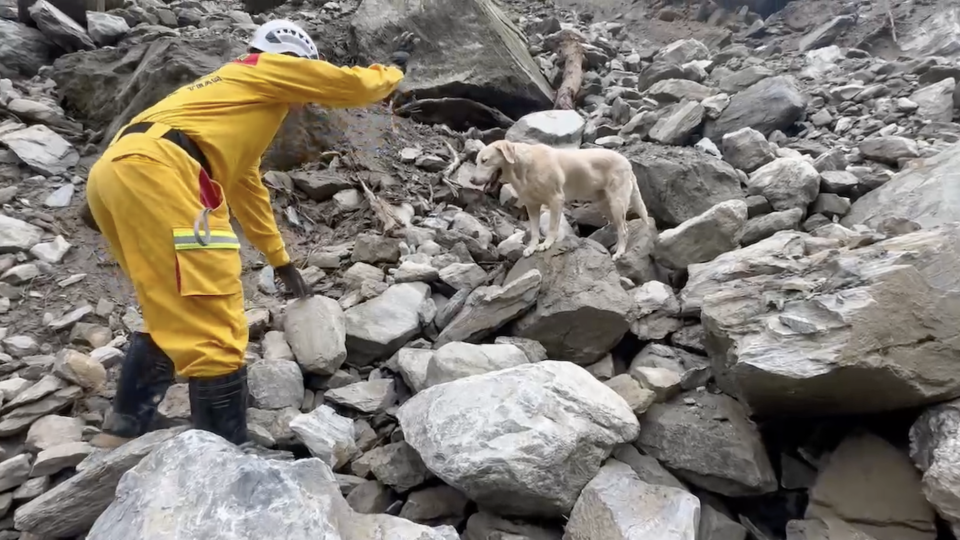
top-left (173, 227), bottom-right (242, 297)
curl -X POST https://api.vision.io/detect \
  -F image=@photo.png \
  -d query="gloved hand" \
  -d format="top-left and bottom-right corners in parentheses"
top-left (274, 263), bottom-right (310, 299)
top-left (388, 31), bottom-right (420, 73)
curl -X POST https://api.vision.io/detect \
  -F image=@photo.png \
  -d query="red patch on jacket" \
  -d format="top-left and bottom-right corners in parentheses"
top-left (233, 53), bottom-right (261, 66)
top-left (197, 168), bottom-right (222, 209)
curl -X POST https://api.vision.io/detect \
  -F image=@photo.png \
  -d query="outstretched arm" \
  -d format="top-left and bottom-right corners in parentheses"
top-left (235, 53), bottom-right (405, 108)
top-left (223, 159), bottom-right (290, 268)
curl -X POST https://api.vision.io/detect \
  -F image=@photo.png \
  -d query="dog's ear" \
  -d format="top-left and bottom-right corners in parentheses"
top-left (497, 141), bottom-right (517, 165)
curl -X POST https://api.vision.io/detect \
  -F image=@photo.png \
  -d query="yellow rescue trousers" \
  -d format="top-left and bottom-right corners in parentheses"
top-left (86, 127), bottom-right (247, 378)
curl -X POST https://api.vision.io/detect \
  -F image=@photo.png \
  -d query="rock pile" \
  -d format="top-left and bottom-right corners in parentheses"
top-left (2, 0), bottom-right (960, 538)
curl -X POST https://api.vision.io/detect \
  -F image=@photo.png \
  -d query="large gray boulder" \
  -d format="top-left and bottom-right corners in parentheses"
top-left (909, 77), bottom-right (956, 123)
top-left (423, 341), bottom-right (529, 389)
top-left (283, 296), bottom-right (346, 375)
top-left (0, 19), bottom-right (54, 77)
top-left (746, 157), bottom-right (820, 212)
top-left (397, 361), bottom-right (639, 518)
top-left (345, 282), bottom-right (431, 366)
top-left (505, 110), bottom-right (585, 148)
top-left (703, 76), bottom-right (806, 141)
top-left (625, 141), bottom-right (744, 228)
top-left (807, 432), bottom-right (935, 540)
top-left (350, 0), bottom-right (553, 120)
top-left (636, 391), bottom-right (777, 497)
top-left (15, 428), bottom-right (187, 538)
top-left (844, 142), bottom-right (960, 229)
top-left (699, 224), bottom-right (960, 416)
top-left (29, 0), bottom-right (94, 52)
top-left (564, 460), bottom-right (701, 540)
top-left (504, 238), bottom-right (632, 365)
top-left (910, 399), bottom-right (960, 538)
top-left (435, 268), bottom-right (541, 346)
top-left (85, 430), bottom-right (458, 540)
top-left (653, 199), bottom-right (748, 270)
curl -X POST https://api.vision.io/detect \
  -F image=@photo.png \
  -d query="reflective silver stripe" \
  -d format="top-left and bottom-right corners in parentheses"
top-left (174, 235), bottom-right (239, 248)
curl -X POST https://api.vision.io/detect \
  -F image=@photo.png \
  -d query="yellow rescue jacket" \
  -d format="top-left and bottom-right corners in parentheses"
top-left (104, 52), bottom-right (404, 268)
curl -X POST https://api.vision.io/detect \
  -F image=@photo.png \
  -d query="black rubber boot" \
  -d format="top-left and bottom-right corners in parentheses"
top-left (188, 365), bottom-right (249, 446)
top-left (92, 331), bottom-right (176, 449)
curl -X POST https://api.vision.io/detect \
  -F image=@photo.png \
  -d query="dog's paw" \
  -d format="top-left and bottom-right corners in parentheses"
top-left (536, 241), bottom-right (555, 253)
top-left (522, 246), bottom-right (537, 257)
top-left (612, 252), bottom-right (624, 262)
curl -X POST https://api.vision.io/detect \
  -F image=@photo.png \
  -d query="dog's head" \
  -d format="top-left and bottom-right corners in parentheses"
top-left (471, 140), bottom-right (518, 187)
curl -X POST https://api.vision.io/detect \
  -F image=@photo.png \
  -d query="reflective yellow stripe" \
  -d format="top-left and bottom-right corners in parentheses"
top-left (172, 229), bottom-right (239, 251)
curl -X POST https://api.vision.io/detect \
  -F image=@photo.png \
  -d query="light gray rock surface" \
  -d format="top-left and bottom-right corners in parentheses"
top-left (564, 460), bottom-right (701, 540)
top-left (423, 341), bottom-right (529, 389)
top-left (284, 295), bottom-right (347, 375)
top-left (654, 199), bottom-right (748, 269)
top-left (345, 283), bottom-right (430, 365)
top-left (505, 110), bottom-right (586, 148)
top-left (398, 361), bottom-right (639, 518)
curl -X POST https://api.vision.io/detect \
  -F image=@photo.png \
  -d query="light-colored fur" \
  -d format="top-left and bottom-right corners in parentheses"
top-left (471, 140), bottom-right (653, 260)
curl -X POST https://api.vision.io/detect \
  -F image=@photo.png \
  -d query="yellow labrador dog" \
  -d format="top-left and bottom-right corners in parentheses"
top-left (471, 140), bottom-right (653, 260)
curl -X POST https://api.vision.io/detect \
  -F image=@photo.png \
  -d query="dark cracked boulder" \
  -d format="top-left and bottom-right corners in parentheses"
top-left (0, 18), bottom-right (55, 77)
top-left (703, 76), bottom-right (806, 142)
top-left (350, 0), bottom-right (553, 121)
top-left (624, 141), bottom-right (745, 228)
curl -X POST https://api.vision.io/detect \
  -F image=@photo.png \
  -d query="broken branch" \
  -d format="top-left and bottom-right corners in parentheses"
top-left (551, 29), bottom-right (585, 110)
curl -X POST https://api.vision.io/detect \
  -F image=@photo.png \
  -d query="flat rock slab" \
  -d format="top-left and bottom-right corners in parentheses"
top-left (635, 391), bottom-right (777, 497)
top-left (564, 460), bottom-right (700, 540)
top-left (398, 361), bottom-right (639, 518)
top-left (14, 427), bottom-right (187, 538)
top-left (345, 282), bottom-right (430, 366)
top-left (505, 238), bottom-right (631, 365)
top-left (0, 124), bottom-right (78, 176)
top-left (85, 430), bottom-right (457, 540)
top-left (700, 224), bottom-right (960, 416)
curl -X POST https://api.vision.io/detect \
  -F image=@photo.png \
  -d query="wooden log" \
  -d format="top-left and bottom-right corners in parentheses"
top-left (552, 29), bottom-right (585, 110)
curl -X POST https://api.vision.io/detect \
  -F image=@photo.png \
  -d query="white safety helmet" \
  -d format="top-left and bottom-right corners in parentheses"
top-left (249, 19), bottom-right (320, 60)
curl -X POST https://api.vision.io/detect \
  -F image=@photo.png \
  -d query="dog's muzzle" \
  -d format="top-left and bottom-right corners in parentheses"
top-left (470, 169), bottom-right (500, 187)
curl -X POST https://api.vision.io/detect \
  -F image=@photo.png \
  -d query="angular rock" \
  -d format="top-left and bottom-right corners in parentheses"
top-left (648, 100), bottom-right (704, 146)
top-left (654, 38), bottom-right (709, 65)
top-left (636, 391), bottom-right (777, 497)
top-left (564, 460), bottom-right (700, 540)
top-left (284, 295), bottom-right (347, 375)
top-left (438, 262), bottom-right (487, 291)
top-left (25, 415), bottom-right (83, 453)
top-left (505, 238), bottom-right (631, 365)
top-left (741, 208), bottom-right (804, 245)
top-left (345, 283), bottom-right (430, 366)
top-left (626, 141), bottom-right (744, 227)
top-left (248, 359), bottom-right (304, 410)
top-left (910, 77), bottom-right (956, 123)
top-left (807, 432), bottom-right (935, 540)
top-left (845, 143), bottom-right (960, 229)
top-left (351, 0), bottom-right (552, 120)
top-left (0, 215), bottom-right (43, 254)
top-left (0, 454), bottom-right (31, 492)
top-left (86, 12), bottom-right (129, 46)
top-left (346, 479), bottom-right (396, 514)
top-left (701, 504), bottom-right (749, 540)
top-left (400, 485), bottom-right (470, 522)
top-left (0, 124), bottom-right (78, 176)
top-left (0, 19), bottom-right (54, 78)
top-left (353, 442), bottom-right (429, 493)
top-left (30, 442), bottom-right (91, 478)
top-left (610, 444), bottom-right (686, 490)
top-left (424, 341), bottom-right (529, 389)
top-left (395, 347), bottom-right (434, 394)
top-left (604, 374), bottom-right (656, 415)
top-left (53, 348), bottom-right (105, 390)
top-left (14, 428), bottom-right (187, 537)
top-left (325, 379), bottom-right (396, 414)
top-left (505, 110), bottom-right (585, 148)
top-left (629, 281), bottom-right (682, 341)
top-left (84, 430), bottom-right (456, 540)
top-left (704, 76), bottom-right (806, 141)
top-left (786, 519), bottom-right (878, 540)
top-left (746, 157), bottom-right (820, 211)
top-left (289, 405), bottom-right (356, 470)
top-left (718, 65), bottom-right (775, 94)
top-left (700, 225), bottom-right (960, 415)
top-left (646, 79), bottom-right (716, 103)
top-left (29, 235), bottom-right (70, 264)
top-left (721, 127), bottom-right (775, 172)
top-left (463, 511), bottom-right (562, 540)
top-left (798, 15), bottom-right (856, 52)
top-left (654, 199), bottom-right (748, 270)
top-left (858, 136), bottom-right (920, 165)
top-left (630, 343), bottom-right (711, 391)
top-left (29, 0), bottom-right (95, 52)
top-left (398, 361), bottom-right (639, 517)
top-left (436, 266), bottom-right (540, 344)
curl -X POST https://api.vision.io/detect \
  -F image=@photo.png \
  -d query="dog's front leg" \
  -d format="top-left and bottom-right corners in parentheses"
top-left (522, 203), bottom-right (542, 257)
top-left (536, 198), bottom-right (563, 253)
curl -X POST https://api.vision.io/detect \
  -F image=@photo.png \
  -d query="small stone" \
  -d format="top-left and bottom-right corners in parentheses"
top-left (605, 374), bottom-right (656, 415)
top-left (53, 349), bottom-right (105, 390)
top-left (351, 442), bottom-right (430, 493)
top-left (325, 379), bottom-right (397, 414)
top-left (43, 184), bottom-right (74, 208)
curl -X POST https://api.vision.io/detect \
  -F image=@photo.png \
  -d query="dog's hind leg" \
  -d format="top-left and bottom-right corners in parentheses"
top-left (629, 175), bottom-right (656, 230)
top-left (608, 195), bottom-right (630, 261)
top-left (522, 203), bottom-right (542, 258)
top-left (536, 197), bottom-right (564, 253)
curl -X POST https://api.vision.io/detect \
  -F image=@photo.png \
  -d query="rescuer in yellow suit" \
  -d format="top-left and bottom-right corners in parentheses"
top-left (85, 20), bottom-right (415, 449)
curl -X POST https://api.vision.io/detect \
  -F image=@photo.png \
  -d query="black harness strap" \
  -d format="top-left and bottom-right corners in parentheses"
top-left (120, 122), bottom-right (212, 176)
